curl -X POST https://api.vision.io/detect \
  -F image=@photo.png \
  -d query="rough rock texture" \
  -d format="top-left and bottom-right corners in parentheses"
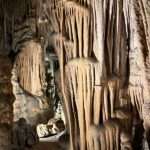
top-left (0, 125), bottom-right (11, 150)
top-left (44, 0), bottom-right (150, 150)
top-left (0, 56), bottom-right (13, 150)
top-left (0, 56), bottom-right (13, 124)
top-left (0, 0), bottom-right (150, 150)
top-left (11, 41), bottom-right (51, 125)
top-left (14, 40), bottom-right (46, 96)
top-left (11, 118), bottom-right (38, 150)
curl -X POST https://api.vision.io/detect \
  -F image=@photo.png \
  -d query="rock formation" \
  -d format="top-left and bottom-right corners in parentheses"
top-left (44, 0), bottom-right (150, 150)
top-left (0, 56), bottom-right (13, 150)
top-left (14, 40), bottom-right (46, 96)
top-left (11, 118), bottom-right (38, 149)
top-left (0, 0), bottom-right (150, 150)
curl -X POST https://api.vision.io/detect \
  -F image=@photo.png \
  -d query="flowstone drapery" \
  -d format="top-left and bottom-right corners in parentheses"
top-left (11, 40), bottom-right (51, 125)
top-left (0, 0), bottom-right (150, 149)
top-left (14, 40), bottom-right (46, 96)
top-left (42, 0), bottom-right (150, 149)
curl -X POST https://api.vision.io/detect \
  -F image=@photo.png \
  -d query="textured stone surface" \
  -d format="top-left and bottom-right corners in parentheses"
top-left (10, 39), bottom-right (52, 126)
top-left (0, 0), bottom-right (150, 150)
top-left (0, 56), bottom-right (13, 150)
top-left (0, 125), bottom-right (11, 150)
top-left (45, 0), bottom-right (150, 149)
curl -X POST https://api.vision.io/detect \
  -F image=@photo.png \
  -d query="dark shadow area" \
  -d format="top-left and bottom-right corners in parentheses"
top-left (11, 118), bottom-right (38, 150)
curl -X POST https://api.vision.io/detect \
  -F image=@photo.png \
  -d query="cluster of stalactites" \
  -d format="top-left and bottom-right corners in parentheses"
top-left (49, 0), bottom-right (150, 114)
top-left (64, 58), bottom-right (132, 150)
top-left (45, 0), bottom-right (150, 150)
top-left (14, 40), bottom-right (46, 96)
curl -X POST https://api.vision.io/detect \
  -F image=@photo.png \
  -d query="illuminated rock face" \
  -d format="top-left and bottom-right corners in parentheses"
top-left (0, 56), bottom-right (13, 150)
top-left (43, 0), bottom-right (150, 149)
top-left (11, 40), bottom-right (51, 125)
top-left (14, 40), bottom-right (46, 96)
top-left (0, 0), bottom-right (150, 149)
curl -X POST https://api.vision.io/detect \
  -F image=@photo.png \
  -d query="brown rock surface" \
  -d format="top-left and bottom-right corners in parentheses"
top-left (0, 56), bottom-right (13, 150)
top-left (0, 0), bottom-right (150, 150)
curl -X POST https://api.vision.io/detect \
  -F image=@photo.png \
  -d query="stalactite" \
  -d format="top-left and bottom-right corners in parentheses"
top-left (14, 40), bottom-right (46, 96)
top-left (64, 58), bottom-right (132, 150)
top-left (87, 119), bottom-right (132, 150)
top-left (1, 0), bottom-right (147, 149)
top-left (46, 0), bottom-right (137, 149)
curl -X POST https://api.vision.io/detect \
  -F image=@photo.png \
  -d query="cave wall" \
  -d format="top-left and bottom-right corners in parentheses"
top-left (0, 0), bottom-right (150, 150)
top-left (0, 56), bottom-right (13, 150)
